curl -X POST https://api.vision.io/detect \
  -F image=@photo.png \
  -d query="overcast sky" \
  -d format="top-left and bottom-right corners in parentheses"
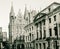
top-left (0, 0), bottom-right (60, 37)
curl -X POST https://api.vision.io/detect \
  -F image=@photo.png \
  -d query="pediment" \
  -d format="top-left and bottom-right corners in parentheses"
top-left (34, 13), bottom-right (46, 22)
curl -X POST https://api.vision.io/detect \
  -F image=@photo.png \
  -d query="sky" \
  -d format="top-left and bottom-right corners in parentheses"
top-left (0, 0), bottom-right (60, 37)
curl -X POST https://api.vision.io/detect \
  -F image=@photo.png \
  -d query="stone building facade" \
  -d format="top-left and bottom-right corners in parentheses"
top-left (2, 32), bottom-right (7, 41)
top-left (8, 4), bottom-right (25, 49)
top-left (24, 6), bottom-right (37, 49)
top-left (34, 2), bottom-right (60, 49)
top-left (0, 27), bottom-right (3, 49)
top-left (8, 2), bottom-right (60, 49)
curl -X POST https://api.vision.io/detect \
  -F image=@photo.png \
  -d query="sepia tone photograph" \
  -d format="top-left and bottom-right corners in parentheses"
top-left (0, 0), bottom-right (60, 49)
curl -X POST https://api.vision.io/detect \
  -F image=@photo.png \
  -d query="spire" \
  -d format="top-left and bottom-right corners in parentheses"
top-left (24, 4), bottom-right (28, 19)
top-left (25, 4), bottom-right (27, 12)
top-left (30, 5), bottom-right (32, 12)
top-left (18, 9), bottom-right (21, 15)
top-left (10, 1), bottom-right (15, 16)
top-left (17, 9), bottom-right (22, 18)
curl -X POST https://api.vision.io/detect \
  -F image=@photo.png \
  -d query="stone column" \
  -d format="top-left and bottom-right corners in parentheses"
top-left (38, 43), bottom-right (39, 49)
top-left (57, 24), bottom-right (60, 37)
top-left (16, 42), bottom-right (17, 49)
top-left (41, 43), bottom-right (43, 49)
top-left (38, 23), bottom-right (40, 38)
top-left (42, 21), bottom-right (43, 39)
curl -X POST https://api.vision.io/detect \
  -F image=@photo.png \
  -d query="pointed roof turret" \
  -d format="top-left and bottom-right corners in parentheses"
top-left (24, 4), bottom-right (29, 19)
top-left (25, 4), bottom-right (27, 12)
top-left (17, 9), bottom-right (23, 24)
top-left (10, 2), bottom-right (15, 16)
top-left (17, 9), bottom-right (22, 17)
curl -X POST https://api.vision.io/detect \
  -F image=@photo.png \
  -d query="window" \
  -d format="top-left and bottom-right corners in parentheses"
top-left (54, 27), bottom-right (57, 36)
top-left (23, 35), bottom-right (24, 40)
top-left (36, 44), bottom-right (38, 49)
top-left (59, 24), bottom-right (60, 35)
top-left (30, 33), bottom-right (31, 41)
top-left (48, 7), bottom-right (51, 12)
top-left (53, 41), bottom-right (58, 49)
top-left (36, 23), bottom-right (38, 27)
top-left (39, 43), bottom-right (41, 49)
top-left (28, 36), bottom-right (29, 41)
top-left (11, 16), bottom-right (13, 18)
top-left (32, 34), bottom-right (34, 40)
top-left (40, 30), bottom-right (42, 39)
top-left (49, 18), bottom-right (51, 23)
top-left (43, 20), bottom-right (45, 25)
top-left (49, 28), bottom-right (52, 36)
top-left (32, 26), bottom-right (33, 30)
top-left (30, 44), bottom-right (31, 47)
top-left (37, 32), bottom-right (38, 40)
top-left (43, 43), bottom-right (46, 49)
top-left (26, 36), bottom-right (27, 41)
top-left (30, 28), bottom-right (31, 31)
top-left (54, 15), bottom-right (56, 21)
top-left (40, 22), bottom-right (42, 30)
top-left (43, 30), bottom-right (46, 39)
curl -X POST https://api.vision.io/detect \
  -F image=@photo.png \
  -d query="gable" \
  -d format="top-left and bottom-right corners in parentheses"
top-left (34, 13), bottom-right (46, 22)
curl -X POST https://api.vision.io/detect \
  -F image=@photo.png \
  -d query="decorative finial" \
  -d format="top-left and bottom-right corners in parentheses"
top-left (30, 5), bottom-right (31, 12)
top-left (11, 1), bottom-right (13, 7)
top-left (10, 1), bottom-right (15, 16)
top-left (11, 1), bottom-right (14, 10)
top-left (25, 4), bottom-right (27, 9)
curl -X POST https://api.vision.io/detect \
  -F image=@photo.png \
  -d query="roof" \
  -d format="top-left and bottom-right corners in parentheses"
top-left (33, 2), bottom-right (60, 23)
top-left (40, 2), bottom-right (60, 13)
